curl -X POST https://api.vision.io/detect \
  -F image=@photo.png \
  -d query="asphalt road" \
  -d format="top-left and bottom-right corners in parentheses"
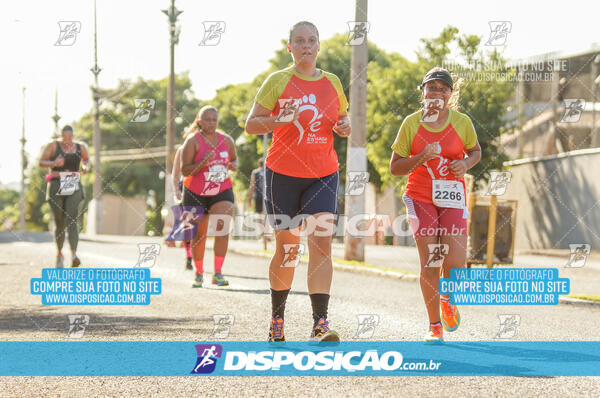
top-left (1, 237), bottom-right (600, 397)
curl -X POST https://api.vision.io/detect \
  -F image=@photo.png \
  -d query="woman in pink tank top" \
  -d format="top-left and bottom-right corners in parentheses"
top-left (181, 106), bottom-right (238, 288)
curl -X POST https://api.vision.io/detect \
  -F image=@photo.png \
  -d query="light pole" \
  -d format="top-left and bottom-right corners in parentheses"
top-left (91, 0), bottom-right (102, 234)
top-left (161, 0), bottom-right (182, 235)
top-left (344, 0), bottom-right (368, 261)
top-left (19, 87), bottom-right (26, 232)
top-left (52, 88), bottom-right (60, 140)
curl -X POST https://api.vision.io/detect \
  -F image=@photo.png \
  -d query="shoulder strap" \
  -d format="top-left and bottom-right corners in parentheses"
top-left (54, 141), bottom-right (63, 156)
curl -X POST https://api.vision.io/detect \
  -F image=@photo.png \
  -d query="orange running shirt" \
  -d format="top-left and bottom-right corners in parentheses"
top-left (391, 109), bottom-right (478, 205)
top-left (255, 66), bottom-right (348, 178)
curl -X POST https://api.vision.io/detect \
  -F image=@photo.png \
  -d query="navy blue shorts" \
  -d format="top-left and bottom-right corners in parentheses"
top-left (264, 167), bottom-right (339, 230)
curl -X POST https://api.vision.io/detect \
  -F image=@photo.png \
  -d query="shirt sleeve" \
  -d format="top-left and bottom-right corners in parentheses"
top-left (462, 116), bottom-right (478, 150)
top-left (390, 117), bottom-right (413, 158)
top-left (327, 74), bottom-right (349, 115)
top-left (254, 71), bottom-right (288, 111)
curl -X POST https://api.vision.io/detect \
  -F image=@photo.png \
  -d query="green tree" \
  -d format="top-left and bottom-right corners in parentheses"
top-left (25, 163), bottom-right (52, 231)
top-left (0, 187), bottom-right (19, 230)
top-left (74, 73), bottom-right (202, 235)
top-left (367, 26), bottom-right (514, 196)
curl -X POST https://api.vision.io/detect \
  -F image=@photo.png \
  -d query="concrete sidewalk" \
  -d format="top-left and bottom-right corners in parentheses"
top-left (16, 231), bottom-right (599, 297)
top-left (224, 238), bottom-right (600, 298)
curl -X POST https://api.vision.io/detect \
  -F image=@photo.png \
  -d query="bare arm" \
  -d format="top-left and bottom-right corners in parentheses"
top-left (172, 147), bottom-right (182, 186)
top-left (181, 136), bottom-right (214, 177)
top-left (245, 102), bottom-right (298, 135)
top-left (389, 143), bottom-right (439, 176)
top-left (80, 143), bottom-right (90, 173)
top-left (39, 142), bottom-right (61, 168)
top-left (225, 134), bottom-right (238, 171)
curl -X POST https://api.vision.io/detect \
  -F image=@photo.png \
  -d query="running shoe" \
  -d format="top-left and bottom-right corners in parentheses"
top-left (268, 315), bottom-right (286, 345)
top-left (424, 323), bottom-right (444, 344)
top-left (440, 298), bottom-right (460, 332)
top-left (212, 273), bottom-right (229, 286)
top-left (192, 273), bottom-right (203, 288)
top-left (310, 318), bottom-right (340, 343)
top-left (71, 255), bottom-right (81, 268)
top-left (56, 255), bottom-right (64, 269)
top-left (185, 257), bottom-right (193, 270)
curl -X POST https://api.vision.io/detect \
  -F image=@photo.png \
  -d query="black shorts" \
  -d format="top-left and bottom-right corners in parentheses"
top-left (182, 187), bottom-right (234, 213)
top-left (264, 167), bottom-right (338, 230)
top-left (253, 196), bottom-right (264, 214)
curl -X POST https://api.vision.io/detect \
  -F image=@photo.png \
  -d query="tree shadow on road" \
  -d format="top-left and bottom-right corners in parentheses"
top-left (0, 231), bottom-right (53, 243)
top-left (0, 306), bottom-right (218, 337)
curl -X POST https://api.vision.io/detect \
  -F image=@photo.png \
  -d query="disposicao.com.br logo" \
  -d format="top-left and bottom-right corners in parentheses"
top-left (190, 342), bottom-right (441, 376)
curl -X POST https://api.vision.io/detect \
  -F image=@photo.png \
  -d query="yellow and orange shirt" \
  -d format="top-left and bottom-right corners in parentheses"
top-left (391, 109), bottom-right (478, 205)
top-left (255, 66), bottom-right (348, 178)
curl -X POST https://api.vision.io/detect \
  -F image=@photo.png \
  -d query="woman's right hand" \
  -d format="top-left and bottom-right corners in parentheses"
top-left (420, 143), bottom-right (440, 163)
top-left (54, 156), bottom-right (65, 167)
top-left (202, 151), bottom-right (216, 164)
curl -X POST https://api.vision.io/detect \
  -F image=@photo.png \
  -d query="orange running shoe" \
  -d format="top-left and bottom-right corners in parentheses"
top-left (424, 323), bottom-right (444, 344)
top-left (440, 298), bottom-right (460, 332)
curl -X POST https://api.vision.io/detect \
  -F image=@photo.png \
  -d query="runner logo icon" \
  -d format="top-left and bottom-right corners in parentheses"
top-left (354, 314), bottom-right (379, 339)
top-left (485, 21), bottom-right (512, 46)
top-left (191, 344), bottom-right (223, 374)
top-left (55, 21), bottom-right (81, 46)
top-left (67, 315), bottom-right (89, 338)
top-left (425, 244), bottom-right (449, 268)
top-left (281, 244), bottom-right (305, 268)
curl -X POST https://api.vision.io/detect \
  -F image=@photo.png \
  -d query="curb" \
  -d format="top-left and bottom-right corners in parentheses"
top-left (77, 235), bottom-right (600, 308)
top-left (229, 248), bottom-right (600, 308)
top-left (558, 297), bottom-right (600, 308)
top-left (228, 248), bottom-right (418, 282)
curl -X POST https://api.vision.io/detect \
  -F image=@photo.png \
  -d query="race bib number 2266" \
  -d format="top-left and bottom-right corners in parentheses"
top-left (432, 180), bottom-right (464, 209)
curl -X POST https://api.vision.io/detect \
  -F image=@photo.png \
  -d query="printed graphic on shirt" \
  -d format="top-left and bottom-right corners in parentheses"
top-left (254, 66), bottom-right (348, 178)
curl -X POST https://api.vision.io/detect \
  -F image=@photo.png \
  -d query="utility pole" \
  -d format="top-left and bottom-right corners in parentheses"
top-left (516, 67), bottom-right (525, 158)
top-left (344, 0), bottom-right (368, 261)
top-left (52, 88), bottom-right (61, 140)
top-left (161, 0), bottom-right (182, 235)
top-left (19, 87), bottom-right (26, 232)
top-left (90, 0), bottom-right (102, 234)
top-left (591, 55), bottom-right (600, 148)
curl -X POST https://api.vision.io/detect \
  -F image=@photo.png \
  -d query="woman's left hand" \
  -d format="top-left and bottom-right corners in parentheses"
top-left (228, 160), bottom-right (238, 171)
top-left (333, 116), bottom-right (351, 137)
top-left (449, 159), bottom-right (468, 178)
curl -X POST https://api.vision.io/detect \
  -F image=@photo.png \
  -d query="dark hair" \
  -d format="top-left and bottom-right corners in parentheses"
top-left (288, 21), bottom-right (319, 43)
top-left (258, 158), bottom-right (264, 167)
top-left (62, 125), bottom-right (73, 133)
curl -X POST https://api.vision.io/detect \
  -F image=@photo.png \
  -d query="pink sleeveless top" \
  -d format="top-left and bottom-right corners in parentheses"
top-left (182, 132), bottom-right (233, 196)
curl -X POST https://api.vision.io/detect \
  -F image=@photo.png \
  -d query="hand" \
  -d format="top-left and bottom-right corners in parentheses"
top-left (274, 100), bottom-right (300, 124)
top-left (449, 159), bottom-right (468, 178)
top-left (228, 160), bottom-right (238, 171)
top-left (81, 164), bottom-right (89, 174)
top-left (175, 188), bottom-right (182, 201)
top-left (54, 156), bottom-right (64, 167)
top-left (202, 151), bottom-right (216, 163)
top-left (420, 143), bottom-right (440, 163)
top-left (333, 117), bottom-right (351, 137)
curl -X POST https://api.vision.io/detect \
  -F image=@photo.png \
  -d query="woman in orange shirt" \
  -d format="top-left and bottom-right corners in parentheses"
top-left (246, 21), bottom-right (350, 343)
top-left (390, 67), bottom-right (481, 344)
